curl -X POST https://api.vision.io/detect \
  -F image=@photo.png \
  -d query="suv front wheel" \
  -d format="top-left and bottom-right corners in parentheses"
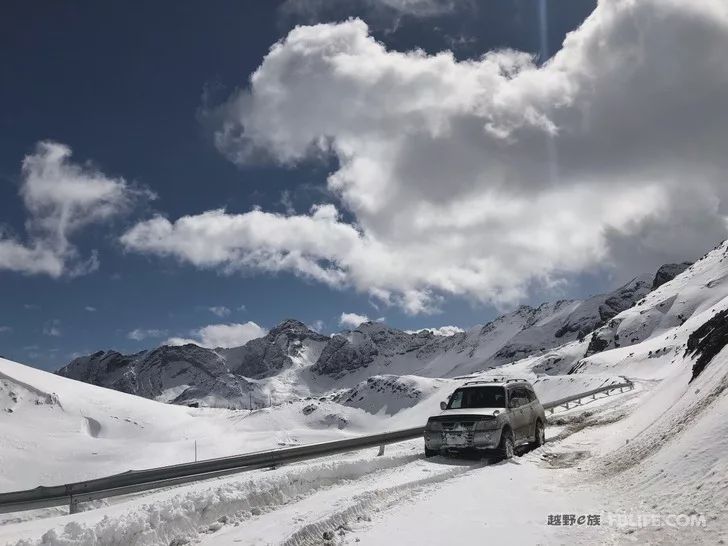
top-left (498, 428), bottom-right (514, 460)
top-left (531, 420), bottom-right (545, 448)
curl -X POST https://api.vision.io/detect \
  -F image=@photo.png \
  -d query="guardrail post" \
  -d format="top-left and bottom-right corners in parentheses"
top-left (69, 496), bottom-right (79, 514)
top-left (564, 402), bottom-right (569, 409)
top-left (377, 445), bottom-right (385, 456)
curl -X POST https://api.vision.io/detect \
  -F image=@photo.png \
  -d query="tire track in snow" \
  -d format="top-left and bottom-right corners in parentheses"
top-left (280, 463), bottom-right (476, 546)
top-left (197, 451), bottom-right (484, 545)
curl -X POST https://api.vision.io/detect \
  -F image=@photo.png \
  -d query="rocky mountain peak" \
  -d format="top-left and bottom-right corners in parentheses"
top-left (267, 319), bottom-right (325, 341)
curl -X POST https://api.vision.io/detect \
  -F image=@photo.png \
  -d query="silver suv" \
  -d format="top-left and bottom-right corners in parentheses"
top-left (424, 379), bottom-right (546, 459)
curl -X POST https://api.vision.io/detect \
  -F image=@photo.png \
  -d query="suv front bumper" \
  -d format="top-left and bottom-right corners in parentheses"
top-left (424, 429), bottom-right (501, 451)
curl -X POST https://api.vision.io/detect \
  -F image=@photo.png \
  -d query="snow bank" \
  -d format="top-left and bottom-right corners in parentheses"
top-left (7, 451), bottom-right (423, 546)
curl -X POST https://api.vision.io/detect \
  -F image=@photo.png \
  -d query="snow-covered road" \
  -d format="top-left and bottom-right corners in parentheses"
top-left (2, 371), bottom-right (725, 545)
top-left (0, 384), bottom-right (639, 545)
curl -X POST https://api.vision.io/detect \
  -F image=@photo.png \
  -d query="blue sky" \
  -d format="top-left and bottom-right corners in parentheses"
top-left (4, 0), bottom-right (726, 370)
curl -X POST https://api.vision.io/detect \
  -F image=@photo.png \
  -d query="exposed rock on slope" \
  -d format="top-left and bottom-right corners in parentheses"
top-left (652, 262), bottom-right (691, 289)
top-left (684, 308), bottom-right (728, 381)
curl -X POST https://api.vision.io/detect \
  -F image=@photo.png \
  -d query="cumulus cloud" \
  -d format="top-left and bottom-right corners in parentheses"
top-left (127, 328), bottom-right (168, 341)
top-left (339, 312), bottom-right (371, 328)
top-left (0, 142), bottom-right (151, 277)
top-left (126, 1), bottom-right (728, 313)
top-left (208, 305), bottom-right (231, 317)
top-left (165, 322), bottom-right (267, 348)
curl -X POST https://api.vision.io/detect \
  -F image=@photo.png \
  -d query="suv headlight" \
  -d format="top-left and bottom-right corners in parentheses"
top-left (426, 419), bottom-right (442, 431)
top-left (474, 418), bottom-right (496, 431)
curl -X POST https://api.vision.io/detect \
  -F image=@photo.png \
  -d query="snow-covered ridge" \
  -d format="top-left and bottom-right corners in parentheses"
top-left (56, 266), bottom-right (679, 409)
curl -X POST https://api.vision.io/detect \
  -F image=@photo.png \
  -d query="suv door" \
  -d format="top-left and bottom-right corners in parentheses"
top-left (507, 387), bottom-right (529, 441)
top-left (522, 387), bottom-right (538, 440)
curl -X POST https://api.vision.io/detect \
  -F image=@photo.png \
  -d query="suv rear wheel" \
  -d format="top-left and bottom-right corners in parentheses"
top-left (424, 447), bottom-right (438, 458)
top-left (498, 428), bottom-right (514, 460)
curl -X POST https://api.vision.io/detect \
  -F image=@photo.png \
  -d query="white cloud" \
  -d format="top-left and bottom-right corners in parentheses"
top-left (309, 319), bottom-right (325, 332)
top-left (407, 325), bottom-right (464, 336)
top-left (339, 312), bottom-right (371, 328)
top-left (84, 306), bottom-right (96, 312)
top-left (126, 1), bottom-right (728, 313)
top-left (280, 0), bottom-right (458, 22)
top-left (208, 305), bottom-right (231, 317)
top-left (0, 141), bottom-right (151, 278)
top-left (0, 326), bottom-right (12, 334)
top-left (43, 320), bottom-right (61, 337)
top-left (127, 328), bottom-right (168, 341)
top-left (165, 322), bottom-right (267, 348)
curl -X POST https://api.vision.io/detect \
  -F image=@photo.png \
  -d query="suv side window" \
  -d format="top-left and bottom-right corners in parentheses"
top-left (508, 388), bottom-right (523, 408)
top-left (525, 388), bottom-right (536, 402)
top-left (509, 387), bottom-right (530, 408)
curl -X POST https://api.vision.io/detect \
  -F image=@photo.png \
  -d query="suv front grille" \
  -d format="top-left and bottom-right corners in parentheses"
top-left (441, 421), bottom-right (475, 445)
top-left (442, 421), bottom-right (475, 431)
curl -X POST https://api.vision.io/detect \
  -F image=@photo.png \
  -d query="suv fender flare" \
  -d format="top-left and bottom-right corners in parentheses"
top-left (498, 424), bottom-right (512, 444)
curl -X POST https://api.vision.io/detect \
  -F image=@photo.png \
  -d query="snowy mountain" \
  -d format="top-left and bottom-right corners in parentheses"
top-left (57, 319), bottom-right (329, 408)
top-left (56, 266), bottom-right (683, 408)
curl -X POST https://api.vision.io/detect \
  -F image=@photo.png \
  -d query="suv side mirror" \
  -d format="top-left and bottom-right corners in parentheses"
top-left (440, 401), bottom-right (447, 410)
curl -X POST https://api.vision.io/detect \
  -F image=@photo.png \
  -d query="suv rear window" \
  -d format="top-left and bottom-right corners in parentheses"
top-left (447, 386), bottom-right (506, 409)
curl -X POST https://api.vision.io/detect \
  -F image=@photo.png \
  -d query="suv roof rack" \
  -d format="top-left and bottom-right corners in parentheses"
top-left (462, 378), bottom-right (531, 386)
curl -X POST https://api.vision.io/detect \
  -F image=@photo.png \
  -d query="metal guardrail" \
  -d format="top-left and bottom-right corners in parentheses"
top-left (0, 426), bottom-right (424, 514)
top-left (0, 379), bottom-right (634, 515)
top-left (541, 380), bottom-right (634, 412)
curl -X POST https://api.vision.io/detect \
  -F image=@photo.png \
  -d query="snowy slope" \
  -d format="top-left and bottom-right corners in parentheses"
top-left (0, 357), bottom-right (388, 493)
top-left (584, 245), bottom-right (728, 357)
top-left (312, 274), bottom-right (653, 380)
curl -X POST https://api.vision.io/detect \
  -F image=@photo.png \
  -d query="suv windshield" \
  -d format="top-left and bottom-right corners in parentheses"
top-left (446, 386), bottom-right (506, 409)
